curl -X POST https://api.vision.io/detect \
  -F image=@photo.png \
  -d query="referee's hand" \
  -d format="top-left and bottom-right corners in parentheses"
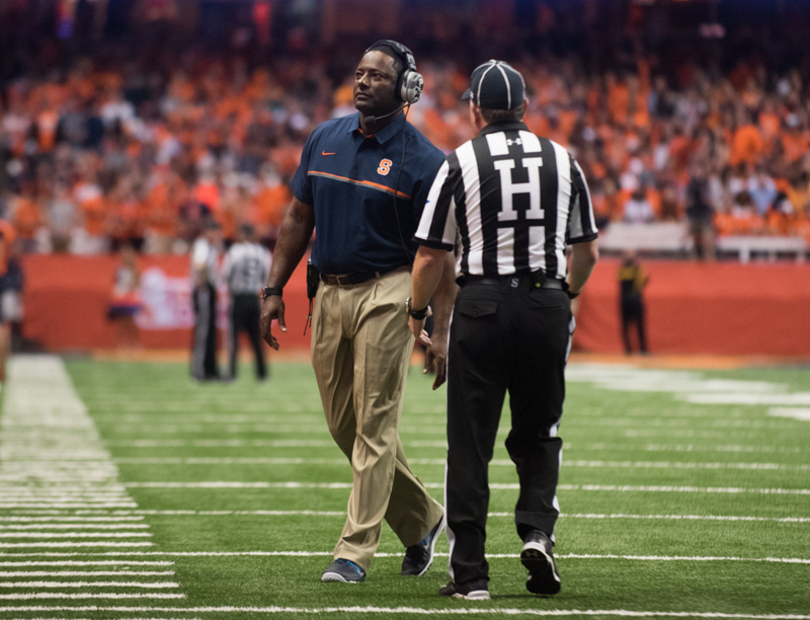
top-left (260, 296), bottom-right (286, 350)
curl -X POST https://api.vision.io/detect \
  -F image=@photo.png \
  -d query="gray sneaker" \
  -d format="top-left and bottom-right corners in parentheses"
top-left (401, 514), bottom-right (445, 576)
top-left (521, 530), bottom-right (561, 595)
top-left (321, 558), bottom-right (366, 583)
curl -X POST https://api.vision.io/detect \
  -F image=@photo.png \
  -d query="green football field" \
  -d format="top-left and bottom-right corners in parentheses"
top-left (1, 354), bottom-right (809, 619)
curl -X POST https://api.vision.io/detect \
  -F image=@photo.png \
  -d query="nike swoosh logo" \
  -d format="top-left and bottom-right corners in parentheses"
top-left (322, 151), bottom-right (336, 156)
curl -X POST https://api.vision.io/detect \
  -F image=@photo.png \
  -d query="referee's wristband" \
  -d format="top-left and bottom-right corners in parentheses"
top-left (261, 286), bottom-right (283, 300)
top-left (564, 282), bottom-right (580, 299)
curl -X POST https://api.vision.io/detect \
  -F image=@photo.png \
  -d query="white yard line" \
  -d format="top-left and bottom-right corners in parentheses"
top-left (0, 561), bottom-right (173, 566)
top-left (108, 457), bottom-right (810, 471)
top-left (0, 593), bottom-right (186, 600)
top-left (0, 581), bottom-right (180, 588)
top-left (47, 509), bottom-right (806, 523)
top-left (1, 551), bottom-right (807, 564)
top-left (119, 481), bottom-right (810, 495)
top-left (2, 605), bottom-right (809, 619)
top-left (0, 524), bottom-right (150, 529)
top-left (0, 571), bottom-right (175, 576)
top-left (0, 356), bottom-right (180, 599)
top-left (0, 532), bottom-right (152, 538)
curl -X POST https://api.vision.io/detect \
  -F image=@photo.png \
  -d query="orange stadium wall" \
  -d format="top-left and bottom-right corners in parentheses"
top-left (20, 255), bottom-right (810, 357)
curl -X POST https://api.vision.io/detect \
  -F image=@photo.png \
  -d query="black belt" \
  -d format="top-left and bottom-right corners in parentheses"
top-left (458, 272), bottom-right (566, 290)
top-left (320, 271), bottom-right (380, 286)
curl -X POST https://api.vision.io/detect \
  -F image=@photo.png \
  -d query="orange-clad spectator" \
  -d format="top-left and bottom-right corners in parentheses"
top-left (0, 220), bottom-right (16, 383)
top-left (606, 73), bottom-right (629, 125)
top-left (758, 99), bottom-right (781, 150)
top-left (785, 173), bottom-right (810, 216)
top-left (729, 113), bottom-right (764, 167)
top-left (0, 221), bottom-right (16, 274)
top-left (73, 176), bottom-right (109, 255)
top-left (715, 191), bottom-right (765, 236)
top-left (766, 197), bottom-right (797, 235)
top-left (36, 106), bottom-right (60, 153)
top-left (144, 170), bottom-right (185, 254)
top-left (780, 124), bottom-right (810, 164)
top-left (194, 174), bottom-right (221, 213)
top-left (253, 173), bottom-right (291, 242)
top-left (11, 185), bottom-right (43, 253)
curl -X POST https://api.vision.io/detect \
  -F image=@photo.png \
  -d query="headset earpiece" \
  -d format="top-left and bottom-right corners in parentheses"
top-left (400, 70), bottom-right (423, 104)
top-left (365, 39), bottom-right (424, 104)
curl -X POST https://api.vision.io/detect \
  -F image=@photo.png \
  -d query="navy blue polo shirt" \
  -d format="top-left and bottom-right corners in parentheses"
top-left (291, 112), bottom-right (445, 275)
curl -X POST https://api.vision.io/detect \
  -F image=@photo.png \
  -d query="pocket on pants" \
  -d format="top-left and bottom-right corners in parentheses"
top-left (456, 298), bottom-right (498, 319)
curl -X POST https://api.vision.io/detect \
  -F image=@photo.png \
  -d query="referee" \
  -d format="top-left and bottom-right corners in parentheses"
top-left (408, 60), bottom-right (599, 599)
top-left (223, 223), bottom-right (272, 380)
top-left (190, 218), bottom-right (222, 381)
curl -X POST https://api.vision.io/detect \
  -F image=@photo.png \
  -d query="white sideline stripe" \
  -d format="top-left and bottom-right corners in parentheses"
top-left (2, 606), bottom-right (809, 619)
top-left (121, 481), bottom-right (810, 495)
top-left (3, 551), bottom-right (806, 564)
top-left (0, 561), bottom-right (173, 566)
top-left (0, 581), bottom-right (179, 588)
top-left (0, 533), bottom-right (151, 538)
top-left (0, 593), bottom-right (186, 600)
top-left (78, 510), bottom-right (810, 523)
top-left (110, 457), bottom-right (810, 471)
top-left (0, 571), bottom-right (175, 576)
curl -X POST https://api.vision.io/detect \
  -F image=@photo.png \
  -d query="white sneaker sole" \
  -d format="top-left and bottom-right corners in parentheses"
top-left (452, 590), bottom-right (491, 600)
top-left (321, 571), bottom-right (364, 583)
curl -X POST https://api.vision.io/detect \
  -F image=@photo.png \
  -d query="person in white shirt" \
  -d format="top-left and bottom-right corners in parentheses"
top-left (190, 218), bottom-right (222, 381)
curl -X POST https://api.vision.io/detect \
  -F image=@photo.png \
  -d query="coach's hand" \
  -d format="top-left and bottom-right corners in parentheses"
top-left (260, 296), bottom-right (286, 350)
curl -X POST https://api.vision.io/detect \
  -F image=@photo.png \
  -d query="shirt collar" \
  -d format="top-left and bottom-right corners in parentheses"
top-left (351, 111), bottom-right (407, 144)
top-left (478, 120), bottom-right (529, 137)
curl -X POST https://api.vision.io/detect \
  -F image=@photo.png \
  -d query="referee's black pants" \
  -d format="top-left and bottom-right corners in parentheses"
top-left (445, 276), bottom-right (574, 587)
top-left (191, 282), bottom-right (219, 381)
top-left (227, 293), bottom-right (267, 380)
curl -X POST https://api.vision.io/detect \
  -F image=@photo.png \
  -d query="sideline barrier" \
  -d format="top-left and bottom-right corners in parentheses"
top-left (20, 255), bottom-right (810, 356)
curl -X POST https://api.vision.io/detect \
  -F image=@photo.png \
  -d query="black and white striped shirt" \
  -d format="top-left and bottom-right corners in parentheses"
top-left (222, 242), bottom-right (272, 295)
top-left (415, 121), bottom-right (597, 279)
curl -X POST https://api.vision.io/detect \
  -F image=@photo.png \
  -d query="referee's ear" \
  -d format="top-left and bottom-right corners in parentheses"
top-left (470, 101), bottom-right (485, 132)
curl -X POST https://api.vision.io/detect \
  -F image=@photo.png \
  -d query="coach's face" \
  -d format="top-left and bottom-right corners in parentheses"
top-left (354, 51), bottom-right (399, 117)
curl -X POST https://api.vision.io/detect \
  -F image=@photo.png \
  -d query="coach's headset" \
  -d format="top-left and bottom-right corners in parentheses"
top-left (364, 39), bottom-right (424, 105)
top-left (362, 40), bottom-right (424, 263)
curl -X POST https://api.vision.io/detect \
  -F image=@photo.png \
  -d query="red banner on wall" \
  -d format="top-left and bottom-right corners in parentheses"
top-left (19, 255), bottom-right (810, 357)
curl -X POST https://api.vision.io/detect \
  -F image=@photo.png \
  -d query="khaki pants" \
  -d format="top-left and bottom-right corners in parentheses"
top-left (311, 267), bottom-right (444, 571)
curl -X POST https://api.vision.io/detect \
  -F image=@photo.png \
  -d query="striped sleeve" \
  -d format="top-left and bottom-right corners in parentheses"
top-left (566, 157), bottom-right (598, 244)
top-left (414, 157), bottom-right (458, 251)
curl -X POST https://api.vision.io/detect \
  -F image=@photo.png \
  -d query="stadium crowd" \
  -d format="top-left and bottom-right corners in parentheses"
top-left (3, 40), bottom-right (810, 256)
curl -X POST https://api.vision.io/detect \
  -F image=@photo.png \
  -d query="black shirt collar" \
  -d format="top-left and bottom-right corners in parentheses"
top-left (478, 120), bottom-right (530, 137)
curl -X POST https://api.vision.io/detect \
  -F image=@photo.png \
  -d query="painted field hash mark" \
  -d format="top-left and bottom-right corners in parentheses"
top-left (0, 356), bottom-right (184, 603)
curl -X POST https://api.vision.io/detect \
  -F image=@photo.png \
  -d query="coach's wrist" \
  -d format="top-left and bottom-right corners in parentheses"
top-left (262, 286), bottom-right (284, 300)
top-left (405, 297), bottom-right (430, 320)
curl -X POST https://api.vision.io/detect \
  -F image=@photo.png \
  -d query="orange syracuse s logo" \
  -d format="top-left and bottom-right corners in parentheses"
top-left (377, 159), bottom-right (393, 176)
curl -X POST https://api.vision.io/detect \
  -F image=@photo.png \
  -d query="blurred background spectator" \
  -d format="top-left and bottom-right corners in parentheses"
top-left (2, 0), bottom-right (810, 260)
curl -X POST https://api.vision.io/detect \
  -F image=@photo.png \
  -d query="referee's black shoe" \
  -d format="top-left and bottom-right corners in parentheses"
top-left (401, 514), bottom-right (445, 576)
top-left (521, 530), bottom-right (561, 595)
